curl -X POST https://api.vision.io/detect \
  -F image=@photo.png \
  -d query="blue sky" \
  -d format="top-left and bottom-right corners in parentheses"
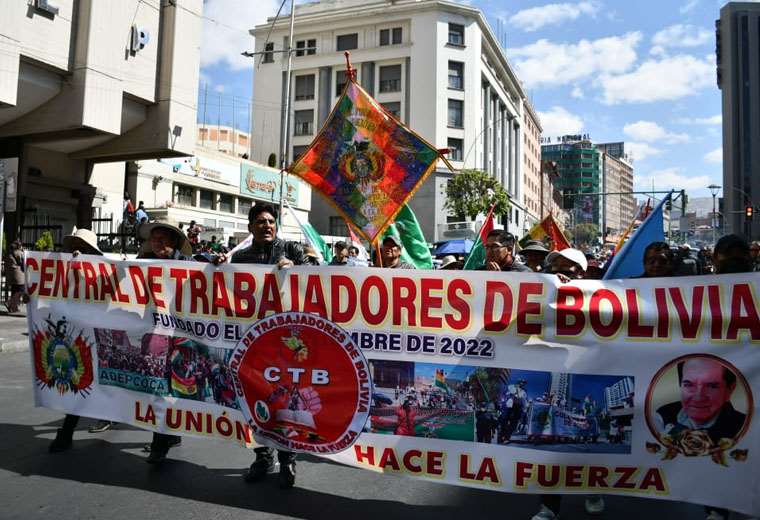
top-left (197, 0), bottom-right (744, 198)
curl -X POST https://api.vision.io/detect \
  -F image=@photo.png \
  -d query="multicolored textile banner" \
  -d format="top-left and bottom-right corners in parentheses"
top-left (289, 80), bottom-right (443, 243)
top-left (25, 252), bottom-right (760, 515)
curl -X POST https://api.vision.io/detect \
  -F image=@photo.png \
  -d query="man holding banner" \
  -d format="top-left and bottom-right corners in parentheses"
top-left (229, 204), bottom-right (303, 488)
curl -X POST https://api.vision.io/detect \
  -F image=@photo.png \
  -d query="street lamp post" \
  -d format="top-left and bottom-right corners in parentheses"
top-left (708, 184), bottom-right (721, 245)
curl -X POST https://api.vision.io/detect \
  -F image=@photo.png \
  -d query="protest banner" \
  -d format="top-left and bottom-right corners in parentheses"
top-left (24, 252), bottom-right (760, 515)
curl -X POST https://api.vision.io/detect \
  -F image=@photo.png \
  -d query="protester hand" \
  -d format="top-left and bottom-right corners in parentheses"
top-left (72, 250), bottom-right (81, 258)
top-left (277, 257), bottom-right (294, 269)
top-left (555, 273), bottom-right (571, 284)
top-left (212, 253), bottom-right (228, 265)
top-left (485, 261), bottom-right (501, 271)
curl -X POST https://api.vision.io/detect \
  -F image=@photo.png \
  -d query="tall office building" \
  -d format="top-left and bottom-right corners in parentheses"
top-left (249, 0), bottom-right (531, 241)
top-left (717, 3), bottom-right (760, 239)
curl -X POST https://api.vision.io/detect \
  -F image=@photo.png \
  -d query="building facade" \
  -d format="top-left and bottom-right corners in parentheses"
top-left (126, 147), bottom-right (311, 245)
top-left (0, 0), bottom-right (202, 247)
top-left (598, 142), bottom-right (635, 242)
top-left (249, 0), bottom-right (529, 242)
top-left (542, 136), bottom-right (603, 233)
top-left (197, 125), bottom-right (251, 159)
top-left (717, 2), bottom-right (760, 239)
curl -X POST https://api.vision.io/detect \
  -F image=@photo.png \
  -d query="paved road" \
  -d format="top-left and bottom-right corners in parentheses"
top-left (0, 328), bottom-right (736, 520)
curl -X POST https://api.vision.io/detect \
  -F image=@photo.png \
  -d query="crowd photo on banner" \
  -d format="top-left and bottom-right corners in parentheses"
top-left (6, 41), bottom-right (760, 520)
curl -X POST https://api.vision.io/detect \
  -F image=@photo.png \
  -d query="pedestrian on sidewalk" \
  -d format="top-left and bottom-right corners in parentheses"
top-left (4, 240), bottom-right (25, 313)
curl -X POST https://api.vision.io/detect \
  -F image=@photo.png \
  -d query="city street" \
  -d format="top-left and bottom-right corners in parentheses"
top-left (0, 339), bottom-right (711, 520)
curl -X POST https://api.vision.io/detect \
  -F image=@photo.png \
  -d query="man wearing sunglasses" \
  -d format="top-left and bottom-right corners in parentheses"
top-left (478, 229), bottom-right (530, 272)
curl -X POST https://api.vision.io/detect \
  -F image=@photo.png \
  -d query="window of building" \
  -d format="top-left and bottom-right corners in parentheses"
top-left (379, 29), bottom-right (390, 46)
top-left (295, 74), bottom-right (315, 101)
top-left (336, 70), bottom-right (347, 96)
top-left (448, 99), bottom-right (463, 128)
top-left (379, 65), bottom-right (401, 93)
top-left (448, 23), bottom-right (464, 46)
top-left (448, 61), bottom-right (464, 90)
top-left (294, 39), bottom-right (317, 57)
top-left (175, 184), bottom-right (194, 206)
top-left (263, 42), bottom-right (274, 63)
top-left (448, 138), bottom-right (463, 161)
top-left (336, 33), bottom-right (358, 51)
top-left (199, 189), bottom-right (214, 210)
top-left (219, 220), bottom-right (235, 229)
top-left (392, 27), bottom-right (402, 44)
top-left (382, 102), bottom-right (401, 118)
top-left (293, 145), bottom-right (309, 159)
top-left (238, 197), bottom-right (252, 216)
top-left (219, 193), bottom-right (233, 213)
top-left (203, 219), bottom-right (217, 228)
top-left (329, 216), bottom-right (348, 236)
top-left (294, 109), bottom-right (314, 136)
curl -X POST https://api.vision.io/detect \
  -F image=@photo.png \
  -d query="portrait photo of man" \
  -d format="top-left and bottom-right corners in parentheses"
top-left (655, 357), bottom-right (748, 445)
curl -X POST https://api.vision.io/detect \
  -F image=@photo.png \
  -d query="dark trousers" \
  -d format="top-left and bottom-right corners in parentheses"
top-left (61, 414), bottom-right (80, 434)
top-left (541, 494), bottom-right (562, 514)
top-left (254, 446), bottom-right (296, 464)
top-left (150, 433), bottom-right (180, 454)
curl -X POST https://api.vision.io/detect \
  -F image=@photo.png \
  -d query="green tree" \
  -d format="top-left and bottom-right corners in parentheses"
top-left (35, 231), bottom-right (55, 251)
top-left (444, 169), bottom-right (510, 220)
top-left (573, 223), bottom-right (599, 246)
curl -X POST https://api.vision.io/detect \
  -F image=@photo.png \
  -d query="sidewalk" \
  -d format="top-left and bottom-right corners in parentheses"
top-left (0, 309), bottom-right (29, 353)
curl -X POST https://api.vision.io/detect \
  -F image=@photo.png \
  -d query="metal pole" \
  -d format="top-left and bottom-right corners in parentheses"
top-left (201, 83), bottom-right (208, 147)
top-left (217, 92), bottom-right (222, 151)
top-left (278, 0), bottom-right (296, 226)
top-left (232, 95), bottom-right (236, 157)
top-left (248, 101), bottom-right (253, 159)
top-left (712, 193), bottom-right (717, 245)
top-left (0, 177), bottom-right (5, 292)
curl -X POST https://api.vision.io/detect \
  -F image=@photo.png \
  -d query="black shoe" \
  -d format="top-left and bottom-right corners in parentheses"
top-left (279, 460), bottom-right (296, 489)
top-left (49, 429), bottom-right (73, 453)
top-left (244, 452), bottom-right (275, 482)
top-left (88, 420), bottom-right (113, 433)
top-left (146, 448), bottom-right (168, 464)
top-left (142, 436), bottom-right (181, 452)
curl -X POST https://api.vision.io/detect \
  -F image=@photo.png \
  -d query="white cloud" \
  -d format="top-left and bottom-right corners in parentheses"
top-left (509, 32), bottom-right (641, 89)
top-left (625, 142), bottom-right (663, 162)
top-left (705, 147), bottom-right (723, 163)
top-left (636, 167), bottom-right (710, 192)
top-left (509, 1), bottom-right (599, 32)
top-left (214, 84), bottom-right (226, 93)
top-left (599, 54), bottom-right (714, 104)
top-left (201, 0), bottom-right (282, 71)
top-left (650, 24), bottom-right (712, 56)
top-left (680, 0), bottom-right (699, 14)
top-left (571, 86), bottom-right (584, 99)
top-left (675, 114), bottom-right (722, 125)
top-left (623, 121), bottom-right (689, 143)
top-left (537, 106), bottom-right (584, 136)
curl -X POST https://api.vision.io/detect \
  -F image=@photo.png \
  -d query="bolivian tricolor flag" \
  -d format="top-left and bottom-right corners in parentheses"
top-left (171, 371), bottom-right (197, 396)
top-left (520, 215), bottom-right (571, 251)
top-left (434, 369), bottom-right (447, 390)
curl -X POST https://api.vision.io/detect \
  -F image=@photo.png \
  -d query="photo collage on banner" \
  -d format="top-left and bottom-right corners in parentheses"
top-left (369, 360), bottom-right (634, 454)
top-left (95, 328), bottom-right (238, 410)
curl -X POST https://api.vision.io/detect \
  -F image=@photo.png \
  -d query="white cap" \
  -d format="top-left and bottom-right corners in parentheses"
top-left (546, 248), bottom-right (588, 272)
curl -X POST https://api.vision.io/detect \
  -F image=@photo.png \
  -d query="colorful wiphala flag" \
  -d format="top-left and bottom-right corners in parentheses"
top-left (519, 215), bottom-right (571, 251)
top-left (434, 369), bottom-right (447, 390)
top-left (289, 76), bottom-right (447, 243)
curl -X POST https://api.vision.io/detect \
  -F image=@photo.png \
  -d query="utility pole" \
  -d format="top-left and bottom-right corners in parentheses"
top-left (217, 92), bottom-right (221, 151)
top-left (232, 95), bottom-right (236, 157)
top-left (201, 83), bottom-right (208, 147)
top-left (278, 0), bottom-right (296, 226)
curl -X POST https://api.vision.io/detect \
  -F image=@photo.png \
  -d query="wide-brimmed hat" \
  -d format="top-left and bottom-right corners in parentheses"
top-left (439, 255), bottom-right (459, 269)
top-left (382, 235), bottom-right (402, 248)
top-left (521, 240), bottom-right (549, 254)
top-left (546, 248), bottom-right (588, 272)
top-left (63, 229), bottom-right (103, 255)
top-left (139, 221), bottom-right (193, 256)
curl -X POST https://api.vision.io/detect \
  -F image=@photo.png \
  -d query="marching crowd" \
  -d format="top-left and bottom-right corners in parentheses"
top-left (3, 200), bottom-right (758, 520)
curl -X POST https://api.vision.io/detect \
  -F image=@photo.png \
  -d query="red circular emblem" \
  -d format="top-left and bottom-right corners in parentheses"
top-left (230, 312), bottom-right (371, 454)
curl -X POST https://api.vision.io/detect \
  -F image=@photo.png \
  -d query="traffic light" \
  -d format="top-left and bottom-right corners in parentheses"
top-left (666, 198), bottom-right (672, 211)
top-left (746, 206), bottom-right (754, 220)
top-left (680, 190), bottom-right (687, 213)
top-left (562, 190), bottom-right (575, 209)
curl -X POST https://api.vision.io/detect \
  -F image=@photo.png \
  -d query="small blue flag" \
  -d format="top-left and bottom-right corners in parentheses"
top-left (603, 192), bottom-right (671, 280)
